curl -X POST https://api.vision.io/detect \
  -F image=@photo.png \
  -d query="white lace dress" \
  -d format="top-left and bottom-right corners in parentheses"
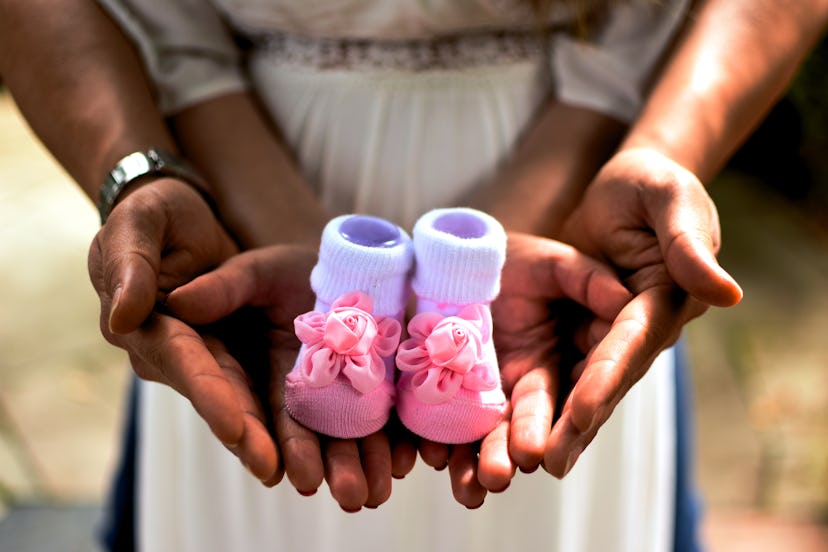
top-left (99, 1), bottom-right (690, 550)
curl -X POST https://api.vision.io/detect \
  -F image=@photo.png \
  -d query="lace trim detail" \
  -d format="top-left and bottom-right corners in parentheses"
top-left (253, 30), bottom-right (547, 71)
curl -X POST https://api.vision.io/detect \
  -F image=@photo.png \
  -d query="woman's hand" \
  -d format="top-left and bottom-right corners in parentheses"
top-left (419, 232), bottom-right (634, 506)
top-left (165, 246), bottom-right (419, 511)
top-left (539, 147), bottom-right (743, 477)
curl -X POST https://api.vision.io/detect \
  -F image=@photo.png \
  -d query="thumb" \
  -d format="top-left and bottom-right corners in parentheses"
top-left (166, 245), bottom-right (317, 324)
top-left (663, 232), bottom-right (742, 307)
top-left (645, 165), bottom-right (742, 307)
top-left (503, 233), bottom-right (633, 320)
top-left (165, 252), bottom-right (260, 325)
top-left (89, 215), bottom-right (163, 335)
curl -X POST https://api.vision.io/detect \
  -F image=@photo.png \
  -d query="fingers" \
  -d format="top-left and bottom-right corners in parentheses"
top-left (273, 411), bottom-right (325, 495)
top-left (390, 441), bottom-right (418, 479)
top-left (548, 242), bottom-right (634, 320)
top-left (569, 285), bottom-right (683, 432)
top-left (448, 445), bottom-right (487, 508)
top-left (421, 438), bottom-right (503, 507)
top-left (90, 214), bottom-right (163, 335)
top-left (503, 233), bottom-right (633, 321)
top-left (271, 372), bottom-right (326, 496)
top-left (477, 417), bottom-right (514, 491)
top-left (542, 407), bottom-right (585, 478)
top-left (642, 160), bottom-right (743, 307)
top-left (323, 439), bottom-right (369, 512)
top-left (164, 251), bottom-right (262, 325)
top-left (291, 432), bottom-right (391, 512)
top-left (202, 336), bottom-right (281, 483)
top-left (90, 178), bottom-right (238, 335)
top-left (506, 366), bottom-right (557, 471)
top-left (418, 440), bottom-right (450, 470)
top-left (543, 285), bottom-right (693, 476)
top-left (386, 415), bottom-right (418, 479)
top-left (166, 245), bottom-right (316, 325)
top-left (359, 432), bottom-right (393, 508)
top-left (120, 313), bottom-right (246, 447)
top-left (322, 433), bottom-right (395, 511)
top-left (663, 232), bottom-right (743, 307)
top-left (280, 425), bottom-right (393, 511)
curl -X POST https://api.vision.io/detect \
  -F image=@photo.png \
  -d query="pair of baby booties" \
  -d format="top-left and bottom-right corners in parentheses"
top-left (286, 208), bottom-right (507, 444)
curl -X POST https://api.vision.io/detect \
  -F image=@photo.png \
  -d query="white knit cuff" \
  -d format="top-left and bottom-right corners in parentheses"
top-left (310, 215), bottom-right (414, 317)
top-left (411, 208), bottom-right (507, 305)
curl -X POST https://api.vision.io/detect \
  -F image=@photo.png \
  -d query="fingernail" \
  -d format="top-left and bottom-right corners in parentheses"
top-left (341, 505), bottom-right (362, 514)
top-left (108, 286), bottom-right (122, 334)
top-left (563, 445), bottom-right (583, 477)
top-left (297, 488), bottom-right (317, 497)
top-left (465, 500), bottom-right (485, 510)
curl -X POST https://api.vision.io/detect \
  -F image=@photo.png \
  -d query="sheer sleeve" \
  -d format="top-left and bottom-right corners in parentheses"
top-left (551, 0), bottom-right (691, 123)
top-left (97, 0), bottom-right (248, 114)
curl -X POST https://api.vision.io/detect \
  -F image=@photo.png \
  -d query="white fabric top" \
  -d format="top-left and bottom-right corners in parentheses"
top-left (100, 0), bottom-right (689, 123)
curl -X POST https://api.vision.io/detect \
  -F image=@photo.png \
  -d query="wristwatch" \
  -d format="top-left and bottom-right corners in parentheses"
top-left (98, 148), bottom-right (211, 224)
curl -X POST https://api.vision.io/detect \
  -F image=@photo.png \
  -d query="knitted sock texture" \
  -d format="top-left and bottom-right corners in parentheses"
top-left (287, 215), bottom-right (413, 438)
top-left (311, 215), bottom-right (413, 318)
top-left (398, 208), bottom-right (508, 444)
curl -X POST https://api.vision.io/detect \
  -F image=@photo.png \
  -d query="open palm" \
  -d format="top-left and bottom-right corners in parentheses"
top-left (540, 147), bottom-right (743, 476)
top-left (423, 232), bottom-right (633, 505)
top-left (165, 245), bottom-right (418, 511)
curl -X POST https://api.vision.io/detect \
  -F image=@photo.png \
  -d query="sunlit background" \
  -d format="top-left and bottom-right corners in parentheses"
top-left (1, 40), bottom-right (827, 550)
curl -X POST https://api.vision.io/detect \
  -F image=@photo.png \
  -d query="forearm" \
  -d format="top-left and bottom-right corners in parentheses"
top-left (170, 93), bottom-right (328, 249)
top-left (624, 0), bottom-right (828, 181)
top-left (0, 0), bottom-right (177, 201)
top-left (470, 97), bottom-right (626, 237)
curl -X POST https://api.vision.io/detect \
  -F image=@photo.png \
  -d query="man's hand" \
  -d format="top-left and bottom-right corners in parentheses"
top-left (86, 178), bottom-right (288, 479)
top-left (165, 245), bottom-right (418, 511)
top-left (542, 147), bottom-right (743, 477)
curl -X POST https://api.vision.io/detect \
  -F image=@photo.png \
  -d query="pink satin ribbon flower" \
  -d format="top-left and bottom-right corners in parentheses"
top-left (294, 291), bottom-right (401, 394)
top-left (396, 304), bottom-right (498, 404)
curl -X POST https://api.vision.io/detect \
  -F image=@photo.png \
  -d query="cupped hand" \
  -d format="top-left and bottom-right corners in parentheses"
top-left (90, 177), bottom-right (237, 334)
top-left (164, 246), bottom-right (418, 511)
top-left (86, 177), bottom-right (285, 479)
top-left (419, 232), bottom-right (634, 505)
top-left (541, 147), bottom-right (743, 477)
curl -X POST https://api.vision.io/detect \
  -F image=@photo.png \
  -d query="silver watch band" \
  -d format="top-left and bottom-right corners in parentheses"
top-left (98, 148), bottom-right (210, 224)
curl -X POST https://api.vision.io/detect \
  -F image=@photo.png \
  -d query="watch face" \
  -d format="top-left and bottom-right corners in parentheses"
top-left (118, 151), bottom-right (156, 182)
top-left (99, 151), bottom-right (156, 223)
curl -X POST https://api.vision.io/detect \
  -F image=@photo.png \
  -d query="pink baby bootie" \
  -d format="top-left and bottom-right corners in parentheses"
top-left (396, 207), bottom-right (508, 444)
top-left (286, 214), bottom-right (413, 439)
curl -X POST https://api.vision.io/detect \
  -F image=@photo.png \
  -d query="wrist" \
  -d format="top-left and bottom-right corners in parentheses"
top-left (106, 176), bottom-right (222, 234)
top-left (98, 148), bottom-right (215, 224)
